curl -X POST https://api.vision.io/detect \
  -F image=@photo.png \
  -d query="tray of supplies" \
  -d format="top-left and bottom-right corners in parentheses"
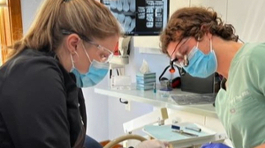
top-left (170, 93), bottom-right (216, 106)
top-left (143, 122), bottom-right (216, 144)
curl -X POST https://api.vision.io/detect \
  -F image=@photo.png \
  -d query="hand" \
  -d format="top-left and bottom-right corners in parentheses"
top-left (201, 143), bottom-right (231, 148)
top-left (136, 139), bottom-right (169, 148)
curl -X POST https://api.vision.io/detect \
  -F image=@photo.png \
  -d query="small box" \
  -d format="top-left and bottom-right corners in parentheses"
top-left (136, 72), bottom-right (156, 91)
top-left (136, 72), bottom-right (156, 77)
top-left (136, 84), bottom-right (154, 91)
top-left (110, 75), bottom-right (131, 90)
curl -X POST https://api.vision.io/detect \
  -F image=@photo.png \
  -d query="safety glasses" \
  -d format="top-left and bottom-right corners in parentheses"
top-left (61, 29), bottom-right (114, 63)
top-left (87, 41), bottom-right (113, 63)
top-left (170, 37), bottom-right (190, 67)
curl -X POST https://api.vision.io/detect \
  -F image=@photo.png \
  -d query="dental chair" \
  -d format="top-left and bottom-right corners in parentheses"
top-left (103, 108), bottom-right (168, 148)
top-left (104, 108), bottom-right (226, 148)
top-left (103, 134), bottom-right (147, 148)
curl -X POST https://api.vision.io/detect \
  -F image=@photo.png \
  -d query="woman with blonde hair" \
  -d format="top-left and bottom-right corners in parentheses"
top-left (0, 0), bottom-right (171, 147)
top-left (160, 6), bottom-right (265, 148)
top-left (0, 0), bottom-right (120, 147)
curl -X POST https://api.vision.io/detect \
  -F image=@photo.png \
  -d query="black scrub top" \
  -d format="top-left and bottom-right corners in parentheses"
top-left (0, 49), bottom-right (87, 148)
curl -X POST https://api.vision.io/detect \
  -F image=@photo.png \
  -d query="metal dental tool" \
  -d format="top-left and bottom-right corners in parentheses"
top-left (172, 129), bottom-right (199, 137)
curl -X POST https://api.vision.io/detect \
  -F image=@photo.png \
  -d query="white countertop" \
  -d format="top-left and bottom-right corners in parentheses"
top-left (94, 86), bottom-right (217, 118)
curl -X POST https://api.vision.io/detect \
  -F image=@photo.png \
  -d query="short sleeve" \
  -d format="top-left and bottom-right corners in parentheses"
top-left (232, 45), bottom-right (265, 96)
top-left (249, 50), bottom-right (265, 95)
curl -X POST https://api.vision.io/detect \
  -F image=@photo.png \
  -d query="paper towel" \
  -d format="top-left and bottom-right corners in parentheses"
top-left (139, 59), bottom-right (150, 74)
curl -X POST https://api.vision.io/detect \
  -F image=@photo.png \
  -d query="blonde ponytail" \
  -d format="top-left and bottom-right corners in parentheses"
top-left (9, 0), bottom-right (120, 59)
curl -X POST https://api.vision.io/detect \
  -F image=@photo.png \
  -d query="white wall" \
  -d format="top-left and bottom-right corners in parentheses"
top-left (21, 0), bottom-right (43, 35)
top-left (226, 0), bottom-right (265, 42)
top-left (82, 80), bottom-right (109, 141)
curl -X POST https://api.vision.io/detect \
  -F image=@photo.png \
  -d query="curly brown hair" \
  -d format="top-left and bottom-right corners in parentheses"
top-left (160, 7), bottom-right (238, 55)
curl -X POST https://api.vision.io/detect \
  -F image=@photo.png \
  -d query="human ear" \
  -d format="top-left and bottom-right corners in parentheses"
top-left (65, 34), bottom-right (81, 54)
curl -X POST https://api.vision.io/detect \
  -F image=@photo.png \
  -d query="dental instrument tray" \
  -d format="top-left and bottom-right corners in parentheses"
top-left (170, 93), bottom-right (216, 106)
top-left (143, 122), bottom-right (216, 144)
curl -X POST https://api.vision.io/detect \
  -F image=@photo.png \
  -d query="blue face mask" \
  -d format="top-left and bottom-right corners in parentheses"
top-left (70, 46), bottom-right (109, 88)
top-left (183, 40), bottom-right (217, 78)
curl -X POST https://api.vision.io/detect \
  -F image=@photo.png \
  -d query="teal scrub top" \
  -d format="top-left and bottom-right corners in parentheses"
top-left (215, 43), bottom-right (265, 148)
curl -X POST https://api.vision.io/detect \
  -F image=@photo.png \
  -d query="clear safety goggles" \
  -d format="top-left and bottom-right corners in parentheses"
top-left (88, 42), bottom-right (113, 63)
top-left (61, 29), bottom-right (113, 63)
